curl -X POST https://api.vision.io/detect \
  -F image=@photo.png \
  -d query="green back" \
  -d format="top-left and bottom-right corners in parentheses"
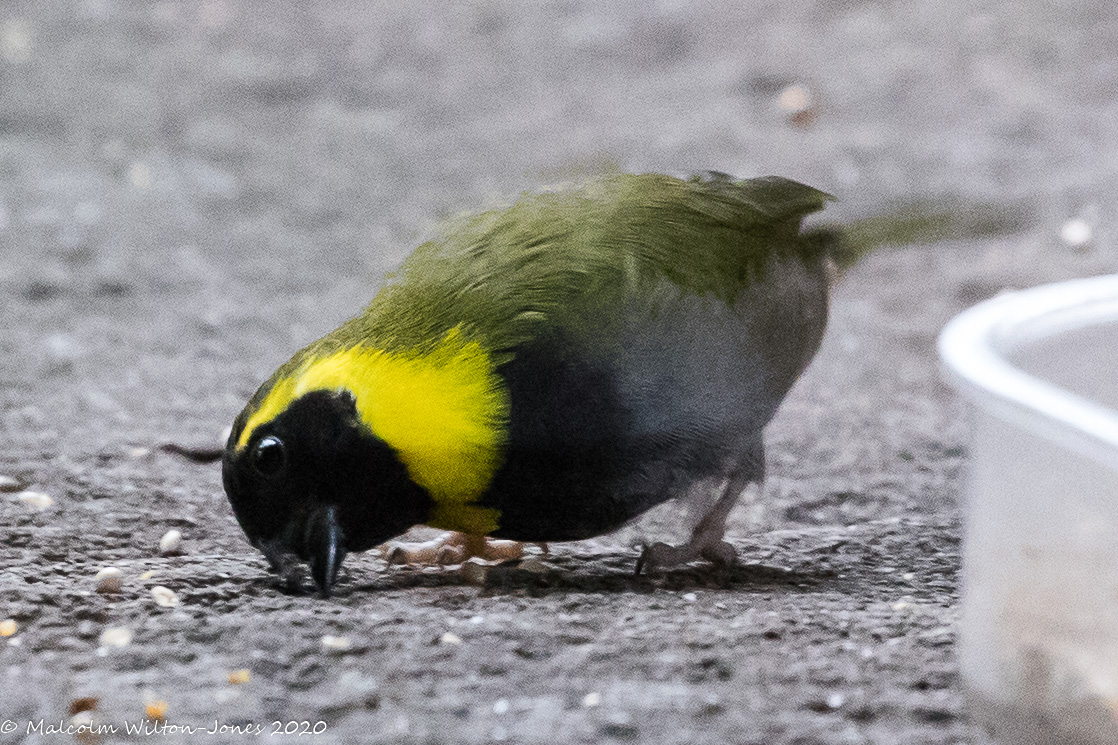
top-left (254, 172), bottom-right (830, 387)
top-left (347, 173), bottom-right (829, 353)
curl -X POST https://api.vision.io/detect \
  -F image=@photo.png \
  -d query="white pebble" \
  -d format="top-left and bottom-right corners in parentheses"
top-left (128, 161), bottom-right (151, 189)
top-left (492, 699), bottom-right (510, 715)
top-left (158, 529), bottom-right (183, 555)
top-left (16, 490), bottom-right (53, 510)
top-left (150, 586), bottom-right (179, 607)
top-left (439, 632), bottom-right (462, 646)
top-left (827, 692), bottom-right (846, 709)
top-left (1060, 218), bottom-right (1092, 247)
top-left (95, 567), bottom-right (123, 593)
top-left (0, 475), bottom-right (21, 491)
top-left (71, 711), bottom-right (95, 730)
top-left (99, 626), bottom-right (132, 648)
top-left (681, 592), bottom-right (697, 602)
top-left (777, 83), bottom-right (813, 113)
top-left (321, 635), bottom-right (352, 652)
top-left (582, 692), bottom-right (601, 708)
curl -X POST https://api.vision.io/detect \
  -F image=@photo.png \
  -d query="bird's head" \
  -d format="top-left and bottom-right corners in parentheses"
top-left (221, 389), bottom-right (431, 596)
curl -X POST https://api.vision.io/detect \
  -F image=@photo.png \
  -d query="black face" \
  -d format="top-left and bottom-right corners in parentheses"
top-left (222, 389), bottom-right (432, 596)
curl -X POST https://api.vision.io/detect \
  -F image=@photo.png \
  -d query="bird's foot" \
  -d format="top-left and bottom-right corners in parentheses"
top-left (383, 532), bottom-right (527, 566)
top-left (634, 539), bottom-right (737, 576)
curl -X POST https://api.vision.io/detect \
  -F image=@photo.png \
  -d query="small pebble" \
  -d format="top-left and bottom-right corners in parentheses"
top-left (460, 561), bottom-right (487, 586)
top-left (100, 626), bottom-right (132, 648)
top-left (582, 692), bottom-right (601, 708)
top-left (440, 632), bottom-right (462, 646)
top-left (71, 711), bottom-right (95, 730)
top-left (1060, 218), bottom-right (1092, 247)
top-left (681, 592), bottom-right (697, 602)
top-left (158, 529), bottom-right (183, 555)
top-left (16, 490), bottom-right (53, 510)
top-left (129, 161), bottom-right (152, 189)
top-left (145, 699), bottom-right (168, 721)
top-left (150, 586), bottom-right (179, 608)
top-left (128, 447), bottom-right (151, 459)
top-left (140, 570), bottom-right (156, 580)
top-left (776, 82), bottom-right (818, 126)
top-left (518, 556), bottom-right (549, 574)
top-left (321, 635), bottom-right (352, 652)
top-left (0, 475), bottom-right (21, 491)
top-left (227, 669), bottom-right (251, 685)
top-left (0, 619), bottom-right (17, 636)
top-left (827, 692), bottom-right (846, 709)
top-left (95, 567), bottom-right (123, 594)
top-left (777, 83), bottom-right (813, 113)
top-left (493, 699), bottom-right (510, 715)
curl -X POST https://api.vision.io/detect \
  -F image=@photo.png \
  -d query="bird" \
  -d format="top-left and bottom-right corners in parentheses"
top-left (220, 171), bottom-right (853, 596)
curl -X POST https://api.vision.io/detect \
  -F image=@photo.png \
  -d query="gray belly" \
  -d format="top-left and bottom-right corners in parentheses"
top-left (482, 253), bottom-right (831, 541)
top-left (609, 253), bottom-right (830, 454)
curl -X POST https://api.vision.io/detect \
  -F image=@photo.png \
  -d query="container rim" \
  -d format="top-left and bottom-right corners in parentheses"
top-left (938, 273), bottom-right (1118, 471)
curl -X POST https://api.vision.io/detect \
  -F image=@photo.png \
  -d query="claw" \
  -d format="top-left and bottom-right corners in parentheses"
top-left (634, 540), bottom-right (737, 575)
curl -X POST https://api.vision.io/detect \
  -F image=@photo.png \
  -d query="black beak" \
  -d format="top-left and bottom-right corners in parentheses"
top-left (306, 505), bottom-right (346, 597)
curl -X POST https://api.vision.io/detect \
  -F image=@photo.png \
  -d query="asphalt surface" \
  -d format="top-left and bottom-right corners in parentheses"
top-left (2, 2), bottom-right (1117, 744)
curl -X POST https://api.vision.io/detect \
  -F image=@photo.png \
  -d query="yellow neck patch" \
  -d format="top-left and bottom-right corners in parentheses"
top-left (237, 328), bottom-right (509, 535)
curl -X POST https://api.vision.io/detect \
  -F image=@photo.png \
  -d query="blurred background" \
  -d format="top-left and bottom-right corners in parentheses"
top-left (2, 1), bottom-right (1118, 743)
top-left (3, 0), bottom-right (1116, 447)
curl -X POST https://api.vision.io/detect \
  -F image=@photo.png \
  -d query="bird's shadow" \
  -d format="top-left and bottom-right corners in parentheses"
top-left (260, 551), bottom-right (847, 600)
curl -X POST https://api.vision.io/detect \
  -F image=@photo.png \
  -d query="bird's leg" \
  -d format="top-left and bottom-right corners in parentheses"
top-left (635, 441), bottom-right (763, 575)
top-left (383, 532), bottom-right (527, 566)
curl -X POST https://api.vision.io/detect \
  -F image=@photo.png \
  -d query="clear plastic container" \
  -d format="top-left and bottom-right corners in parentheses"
top-left (939, 274), bottom-right (1118, 745)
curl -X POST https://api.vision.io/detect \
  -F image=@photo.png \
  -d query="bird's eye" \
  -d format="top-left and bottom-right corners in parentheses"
top-left (252, 435), bottom-right (286, 476)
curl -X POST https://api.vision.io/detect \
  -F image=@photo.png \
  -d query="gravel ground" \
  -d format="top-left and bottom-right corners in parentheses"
top-left (2, 2), bottom-right (1118, 744)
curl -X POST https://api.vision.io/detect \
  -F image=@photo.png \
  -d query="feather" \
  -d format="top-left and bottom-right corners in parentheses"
top-left (339, 172), bottom-right (831, 356)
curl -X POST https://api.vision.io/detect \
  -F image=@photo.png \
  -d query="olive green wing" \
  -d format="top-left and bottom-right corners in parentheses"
top-left (348, 172), bottom-right (832, 354)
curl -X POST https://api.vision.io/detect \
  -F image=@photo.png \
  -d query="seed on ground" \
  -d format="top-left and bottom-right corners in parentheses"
top-left (321, 635), bottom-right (352, 652)
top-left (95, 567), bottom-right (123, 594)
top-left (227, 669), bottom-right (251, 685)
top-left (16, 490), bottom-right (53, 510)
top-left (100, 626), bottom-right (132, 648)
top-left (145, 699), bottom-right (168, 720)
top-left (150, 586), bottom-right (179, 608)
top-left (158, 529), bottom-right (182, 555)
